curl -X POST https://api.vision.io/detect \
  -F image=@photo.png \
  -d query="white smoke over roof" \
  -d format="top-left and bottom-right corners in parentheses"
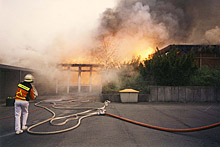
top-left (96, 0), bottom-right (220, 45)
top-left (89, 0), bottom-right (220, 66)
top-left (1, 0), bottom-right (220, 72)
top-left (205, 26), bottom-right (220, 44)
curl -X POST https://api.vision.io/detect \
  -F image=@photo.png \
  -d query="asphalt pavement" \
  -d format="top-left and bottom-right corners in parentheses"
top-left (0, 96), bottom-right (220, 147)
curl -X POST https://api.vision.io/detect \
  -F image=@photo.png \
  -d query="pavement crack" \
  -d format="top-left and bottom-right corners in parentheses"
top-left (150, 106), bottom-right (192, 128)
top-left (194, 107), bottom-right (219, 119)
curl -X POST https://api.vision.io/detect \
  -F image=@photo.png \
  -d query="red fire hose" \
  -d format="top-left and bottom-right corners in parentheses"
top-left (105, 113), bottom-right (220, 132)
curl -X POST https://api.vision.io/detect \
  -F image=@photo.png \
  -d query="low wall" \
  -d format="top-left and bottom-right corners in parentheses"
top-left (102, 94), bottom-right (121, 102)
top-left (101, 93), bottom-right (149, 102)
top-left (101, 86), bottom-right (220, 102)
top-left (150, 86), bottom-right (220, 102)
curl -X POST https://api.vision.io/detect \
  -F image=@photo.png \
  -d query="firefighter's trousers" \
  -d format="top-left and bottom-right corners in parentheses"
top-left (14, 101), bottom-right (29, 132)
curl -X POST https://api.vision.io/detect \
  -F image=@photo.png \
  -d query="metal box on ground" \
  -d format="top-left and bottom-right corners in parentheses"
top-left (119, 89), bottom-right (139, 103)
top-left (6, 97), bottom-right (15, 106)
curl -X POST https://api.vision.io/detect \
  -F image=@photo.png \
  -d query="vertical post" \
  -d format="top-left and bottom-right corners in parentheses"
top-left (100, 70), bottom-right (104, 93)
top-left (67, 66), bottom-right (70, 94)
top-left (78, 66), bottom-right (81, 93)
top-left (89, 66), bottom-right (92, 92)
top-left (56, 79), bottom-right (58, 94)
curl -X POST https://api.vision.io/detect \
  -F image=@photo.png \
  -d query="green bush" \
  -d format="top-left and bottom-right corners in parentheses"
top-left (119, 72), bottom-right (150, 94)
top-left (102, 82), bottom-right (119, 93)
top-left (190, 66), bottom-right (220, 87)
top-left (118, 57), bottom-right (150, 94)
top-left (140, 48), bottom-right (198, 86)
top-left (102, 56), bottom-right (150, 94)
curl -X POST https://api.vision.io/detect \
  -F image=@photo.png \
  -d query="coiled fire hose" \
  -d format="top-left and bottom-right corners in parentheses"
top-left (27, 100), bottom-right (220, 135)
top-left (27, 100), bottom-right (110, 135)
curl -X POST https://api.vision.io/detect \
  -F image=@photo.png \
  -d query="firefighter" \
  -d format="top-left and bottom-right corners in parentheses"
top-left (14, 74), bottom-right (38, 134)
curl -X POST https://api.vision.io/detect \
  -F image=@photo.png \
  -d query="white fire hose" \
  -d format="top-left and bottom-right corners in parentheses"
top-left (27, 100), bottom-right (110, 135)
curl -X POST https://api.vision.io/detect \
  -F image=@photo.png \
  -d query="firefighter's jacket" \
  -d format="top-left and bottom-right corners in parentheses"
top-left (15, 81), bottom-right (35, 101)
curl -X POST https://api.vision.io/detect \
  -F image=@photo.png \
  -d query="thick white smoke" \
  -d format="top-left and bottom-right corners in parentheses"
top-left (1, 0), bottom-right (220, 92)
top-left (0, 0), bottom-right (116, 93)
top-left (0, 0), bottom-right (116, 76)
top-left (205, 26), bottom-right (220, 44)
top-left (92, 0), bottom-right (220, 66)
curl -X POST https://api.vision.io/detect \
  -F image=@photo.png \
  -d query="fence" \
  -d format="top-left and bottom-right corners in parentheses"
top-left (150, 86), bottom-right (220, 102)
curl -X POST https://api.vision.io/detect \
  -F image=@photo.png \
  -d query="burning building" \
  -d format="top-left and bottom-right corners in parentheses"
top-left (1, 0), bottom-right (220, 101)
top-left (160, 45), bottom-right (220, 68)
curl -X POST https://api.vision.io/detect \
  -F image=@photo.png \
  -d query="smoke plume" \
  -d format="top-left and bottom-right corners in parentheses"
top-left (91, 0), bottom-right (220, 65)
top-left (0, 0), bottom-right (116, 93)
top-left (205, 26), bottom-right (220, 44)
top-left (1, 0), bottom-right (220, 91)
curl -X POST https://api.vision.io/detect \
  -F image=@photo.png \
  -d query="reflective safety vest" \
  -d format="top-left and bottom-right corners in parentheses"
top-left (15, 82), bottom-right (35, 101)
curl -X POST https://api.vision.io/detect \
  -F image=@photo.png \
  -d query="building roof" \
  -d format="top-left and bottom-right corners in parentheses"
top-left (59, 63), bottom-right (103, 67)
top-left (160, 45), bottom-right (220, 54)
top-left (0, 64), bottom-right (32, 72)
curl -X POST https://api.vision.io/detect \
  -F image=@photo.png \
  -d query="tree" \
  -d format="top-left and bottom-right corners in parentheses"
top-left (139, 47), bottom-right (198, 86)
top-left (90, 39), bottom-right (120, 69)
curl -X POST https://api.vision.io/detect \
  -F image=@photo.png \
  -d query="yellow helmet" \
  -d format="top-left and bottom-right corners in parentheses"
top-left (24, 74), bottom-right (34, 82)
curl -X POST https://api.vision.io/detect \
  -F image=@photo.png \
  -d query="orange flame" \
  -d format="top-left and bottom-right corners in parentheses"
top-left (133, 40), bottom-right (155, 60)
top-left (62, 57), bottom-right (95, 64)
top-left (134, 46), bottom-right (154, 60)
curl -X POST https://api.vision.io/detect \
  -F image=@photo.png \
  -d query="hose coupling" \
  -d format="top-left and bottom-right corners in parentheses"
top-left (97, 100), bottom-right (111, 115)
top-left (104, 100), bottom-right (111, 107)
top-left (97, 108), bottom-right (106, 115)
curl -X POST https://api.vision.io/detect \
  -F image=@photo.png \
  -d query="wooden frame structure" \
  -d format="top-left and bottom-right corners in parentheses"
top-left (57, 64), bottom-right (103, 94)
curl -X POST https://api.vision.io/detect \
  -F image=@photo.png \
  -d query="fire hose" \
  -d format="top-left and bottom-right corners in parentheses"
top-left (27, 100), bottom-right (220, 135)
top-left (27, 100), bottom-right (110, 135)
top-left (104, 113), bottom-right (220, 132)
